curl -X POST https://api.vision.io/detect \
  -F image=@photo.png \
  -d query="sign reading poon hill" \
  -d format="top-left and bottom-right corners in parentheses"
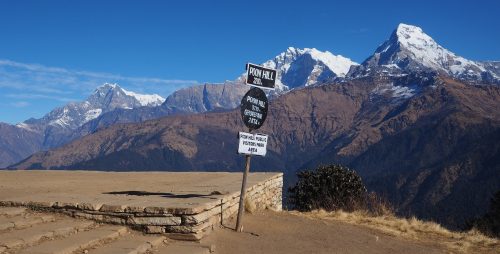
top-left (246, 63), bottom-right (277, 90)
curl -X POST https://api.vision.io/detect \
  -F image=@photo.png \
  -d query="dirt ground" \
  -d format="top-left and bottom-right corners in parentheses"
top-left (201, 211), bottom-right (446, 254)
top-left (0, 170), bottom-right (279, 212)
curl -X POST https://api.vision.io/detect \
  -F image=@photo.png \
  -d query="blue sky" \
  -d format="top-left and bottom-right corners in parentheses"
top-left (1, 0), bottom-right (499, 124)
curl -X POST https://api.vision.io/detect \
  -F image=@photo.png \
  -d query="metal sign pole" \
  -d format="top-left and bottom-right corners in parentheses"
top-left (236, 128), bottom-right (252, 232)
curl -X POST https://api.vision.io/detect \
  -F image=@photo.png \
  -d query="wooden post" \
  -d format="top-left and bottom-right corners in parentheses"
top-left (236, 129), bottom-right (252, 232)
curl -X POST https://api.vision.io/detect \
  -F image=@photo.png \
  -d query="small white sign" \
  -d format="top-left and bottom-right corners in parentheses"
top-left (238, 132), bottom-right (268, 156)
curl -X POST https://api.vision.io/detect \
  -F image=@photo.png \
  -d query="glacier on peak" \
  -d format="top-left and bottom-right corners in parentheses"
top-left (122, 88), bottom-right (165, 107)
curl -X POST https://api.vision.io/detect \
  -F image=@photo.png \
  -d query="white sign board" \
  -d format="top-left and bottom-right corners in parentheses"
top-left (238, 132), bottom-right (268, 156)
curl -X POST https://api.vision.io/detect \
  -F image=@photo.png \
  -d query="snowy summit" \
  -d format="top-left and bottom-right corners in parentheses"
top-left (392, 23), bottom-right (485, 75)
top-left (22, 83), bottom-right (165, 130)
top-left (261, 47), bottom-right (358, 90)
top-left (348, 23), bottom-right (498, 83)
top-left (92, 83), bottom-right (165, 108)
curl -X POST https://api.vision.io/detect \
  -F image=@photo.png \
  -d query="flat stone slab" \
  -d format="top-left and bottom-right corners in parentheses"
top-left (88, 233), bottom-right (165, 254)
top-left (0, 214), bottom-right (55, 231)
top-left (0, 170), bottom-right (281, 215)
top-left (18, 225), bottom-right (127, 254)
top-left (0, 207), bottom-right (27, 216)
top-left (0, 219), bottom-right (94, 250)
top-left (156, 242), bottom-right (213, 254)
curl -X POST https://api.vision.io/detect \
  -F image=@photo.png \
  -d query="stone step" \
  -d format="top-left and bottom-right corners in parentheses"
top-left (155, 242), bottom-right (213, 254)
top-left (0, 214), bottom-right (55, 231)
top-left (18, 225), bottom-right (127, 254)
top-left (88, 233), bottom-right (165, 254)
top-left (0, 218), bottom-right (95, 251)
top-left (0, 207), bottom-right (27, 217)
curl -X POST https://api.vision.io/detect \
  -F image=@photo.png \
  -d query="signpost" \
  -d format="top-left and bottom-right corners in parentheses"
top-left (236, 63), bottom-right (276, 232)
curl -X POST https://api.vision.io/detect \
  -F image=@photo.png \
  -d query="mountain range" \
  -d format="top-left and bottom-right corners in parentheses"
top-left (0, 44), bottom-right (358, 167)
top-left (3, 23), bottom-right (500, 229)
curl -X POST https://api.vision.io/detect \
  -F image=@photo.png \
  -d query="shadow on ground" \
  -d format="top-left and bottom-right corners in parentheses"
top-left (103, 190), bottom-right (224, 199)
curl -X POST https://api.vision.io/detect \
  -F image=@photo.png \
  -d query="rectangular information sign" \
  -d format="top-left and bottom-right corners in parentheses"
top-left (246, 63), bottom-right (277, 90)
top-left (238, 132), bottom-right (268, 156)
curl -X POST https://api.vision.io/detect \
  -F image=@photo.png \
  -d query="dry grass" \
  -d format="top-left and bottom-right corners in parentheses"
top-left (290, 209), bottom-right (499, 254)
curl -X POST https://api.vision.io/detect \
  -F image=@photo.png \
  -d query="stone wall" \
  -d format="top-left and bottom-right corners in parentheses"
top-left (0, 173), bottom-right (283, 240)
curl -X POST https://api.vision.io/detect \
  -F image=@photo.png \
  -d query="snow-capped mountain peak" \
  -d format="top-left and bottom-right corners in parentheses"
top-left (395, 23), bottom-right (428, 42)
top-left (302, 48), bottom-right (355, 76)
top-left (265, 47), bottom-right (356, 77)
top-left (261, 47), bottom-right (358, 90)
top-left (100, 82), bottom-right (118, 89)
top-left (348, 23), bottom-right (497, 83)
top-left (89, 83), bottom-right (165, 108)
top-left (393, 23), bottom-right (484, 74)
top-left (23, 83), bottom-right (165, 130)
top-left (92, 82), bottom-right (115, 92)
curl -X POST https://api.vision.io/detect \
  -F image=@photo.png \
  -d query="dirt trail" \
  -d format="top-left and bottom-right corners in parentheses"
top-left (202, 211), bottom-right (446, 254)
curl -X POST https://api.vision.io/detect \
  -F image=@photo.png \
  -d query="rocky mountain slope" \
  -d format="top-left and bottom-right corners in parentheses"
top-left (0, 123), bottom-right (44, 167)
top-left (481, 61), bottom-right (500, 77)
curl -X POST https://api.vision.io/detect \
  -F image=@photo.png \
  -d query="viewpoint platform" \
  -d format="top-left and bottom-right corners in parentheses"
top-left (0, 170), bottom-right (282, 240)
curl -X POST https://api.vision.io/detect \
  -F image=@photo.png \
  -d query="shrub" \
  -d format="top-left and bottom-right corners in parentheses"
top-left (288, 164), bottom-right (367, 212)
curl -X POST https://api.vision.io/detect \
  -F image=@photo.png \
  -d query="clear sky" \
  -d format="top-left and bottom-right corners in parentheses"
top-left (0, 0), bottom-right (499, 124)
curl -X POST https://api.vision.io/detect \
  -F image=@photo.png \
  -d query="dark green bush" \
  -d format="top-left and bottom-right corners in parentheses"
top-left (288, 164), bottom-right (367, 212)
